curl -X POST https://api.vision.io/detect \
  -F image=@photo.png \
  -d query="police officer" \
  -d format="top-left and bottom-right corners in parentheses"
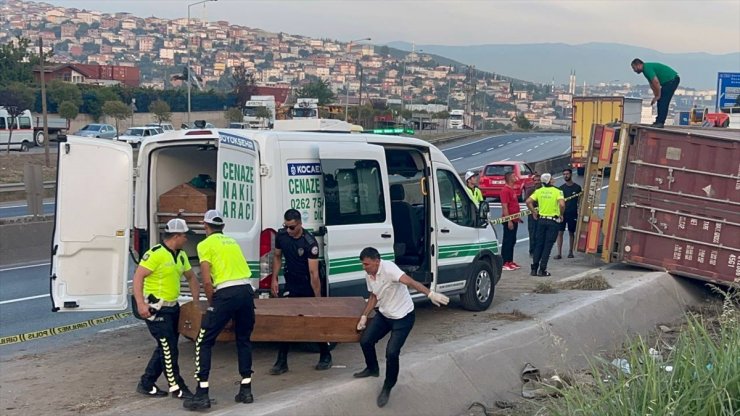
top-left (522, 172), bottom-right (542, 257)
top-left (465, 171), bottom-right (484, 204)
top-left (269, 209), bottom-right (332, 375)
top-left (184, 210), bottom-right (256, 411)
top-left (133, 218), bottom-right (199, 399)
top-left (525, 173), bottom-right (565, 277)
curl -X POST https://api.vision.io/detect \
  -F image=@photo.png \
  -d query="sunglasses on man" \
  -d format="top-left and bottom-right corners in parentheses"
top-left (283, 224), bottom-right (298, 230)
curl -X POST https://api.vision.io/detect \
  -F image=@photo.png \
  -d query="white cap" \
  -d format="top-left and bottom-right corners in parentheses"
top-left (540, 173), bottom-right (552, 184)
top-left (203, 209), bottom-right (225, 225)
top-left (164, 218), bottom-right (191, 233)
top-left (465, 171), bottom-right (478, 181)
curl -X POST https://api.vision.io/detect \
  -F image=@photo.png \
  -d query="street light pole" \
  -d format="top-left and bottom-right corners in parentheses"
top-left (345, 37), bottom-right (370, 122)
top-left (187, 0), bottom-right (217, 126)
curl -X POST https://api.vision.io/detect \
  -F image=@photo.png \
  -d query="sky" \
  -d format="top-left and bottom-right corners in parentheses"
top-left (43, 0), bottom-right (740, 55)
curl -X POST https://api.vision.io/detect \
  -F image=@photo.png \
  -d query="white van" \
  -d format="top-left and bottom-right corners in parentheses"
top-left (50, 129), bottom-right (502, 313)
top-left (0, 108), bottom-right (34, 152)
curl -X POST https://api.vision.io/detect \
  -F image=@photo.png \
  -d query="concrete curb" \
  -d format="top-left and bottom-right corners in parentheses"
top-left (99, 271), bottom-right (703, 416)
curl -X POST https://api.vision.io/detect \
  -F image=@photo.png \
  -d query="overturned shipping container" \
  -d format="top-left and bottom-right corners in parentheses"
top-left (601, 125), bottom-right (740, 284)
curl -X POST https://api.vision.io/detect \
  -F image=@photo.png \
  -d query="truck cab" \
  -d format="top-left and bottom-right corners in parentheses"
top-left (50, 130), bottom-right (502, 314)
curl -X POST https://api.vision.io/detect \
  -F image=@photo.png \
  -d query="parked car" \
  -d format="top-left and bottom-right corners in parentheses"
top-left (181, 120), bottom-right (215, 129)
top-left (115, 126), bottom-right (163, 146)
top-left (74, 124), bottom-right (118, 139)
top-left (478, 161), bottom-right (535, 201)
top-left (145, 122), bottom-right (175, 132)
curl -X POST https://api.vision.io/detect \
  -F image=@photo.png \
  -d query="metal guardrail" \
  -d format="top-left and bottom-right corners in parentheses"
top-left (0, 181), bottom-right (55, 193)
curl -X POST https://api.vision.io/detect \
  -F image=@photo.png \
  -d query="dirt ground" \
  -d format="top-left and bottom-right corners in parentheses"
top-left (0, 152), bottom-right (57, 203)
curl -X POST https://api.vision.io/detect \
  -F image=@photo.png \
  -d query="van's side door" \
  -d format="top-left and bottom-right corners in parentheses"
top-left (319, 143), bottom-right (393, 297)
top-left (50, 137), bottom-right (133, 311)
top-left (216, 132), bottom-right (262, 282)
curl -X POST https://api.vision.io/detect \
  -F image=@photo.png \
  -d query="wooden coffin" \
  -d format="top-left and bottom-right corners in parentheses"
top-left (179, 297), bottom-right (368, 343)
top-left (157, 183), bottom-right (215, 223)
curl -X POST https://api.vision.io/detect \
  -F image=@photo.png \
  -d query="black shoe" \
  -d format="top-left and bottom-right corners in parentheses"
top-left (530, 266), bottom-right (538, 277)
top-left (353, 368), bottom-right (380, 378)
top-left (567, 253), bottom-right (574, 258)
top-left (183, 387), bottom-right (211, 411)
top-left (538, 270), bottom-right (552, 277)
top-left (235, 383), bottom-right (254, 404)
top-left (171, 384), bottom-right (194, 399)
top-left (315, 355), bottom-right (332, 371)
top-left (554, 255), bottom-right (562, 260)
top-left (136, 382), bottom-right (168, 397)
top-left (651, 122), bottom-right (664, 128)
top-left (269, 361), bottom-right (288, 375)
top-left (377, 388), bottom-right (391, 408)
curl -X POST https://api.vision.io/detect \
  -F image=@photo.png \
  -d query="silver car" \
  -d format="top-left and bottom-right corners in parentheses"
top-left (116, 127), bottom-right (163, 147)
top-left (74, 123), bottom-right (118, 139)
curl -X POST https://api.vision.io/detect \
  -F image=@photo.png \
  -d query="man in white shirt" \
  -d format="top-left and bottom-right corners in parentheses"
top-left (353, 247), bottom-right (450, 408)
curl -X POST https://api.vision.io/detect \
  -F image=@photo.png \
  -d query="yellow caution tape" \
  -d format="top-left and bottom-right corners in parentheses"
top-left (489, 192), bottom-right (582, 225)
top-left (0, 312), bottom-right (133, 346)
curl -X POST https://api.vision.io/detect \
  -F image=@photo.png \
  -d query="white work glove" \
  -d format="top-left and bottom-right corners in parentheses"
top-left (356, 315), bottom-right (367, 331)
top-left (428, 291), bottom-right (450, 307)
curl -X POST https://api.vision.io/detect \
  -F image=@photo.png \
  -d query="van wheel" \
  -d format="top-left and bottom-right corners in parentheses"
top-left (460, 260), bottom-right (494, 311)
top-left (20, 141), bottom-right (30, 152)
top-left (35, 131), bottom-right (45, 147)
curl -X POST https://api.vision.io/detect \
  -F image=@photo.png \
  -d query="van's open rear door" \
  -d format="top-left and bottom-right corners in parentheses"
top-left (318, 143), bottom-right (393, 297)
top-left (216, 132), bottom-right (261, 280)
top-left (51, 137), bottom-right (133, 311)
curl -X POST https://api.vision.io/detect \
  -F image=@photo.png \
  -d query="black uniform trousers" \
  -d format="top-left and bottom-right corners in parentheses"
top-left (527, 216), bottom-right (539, 256)
top-left (360, 310), bottom-right (415, 390)
top-left (142, 304), bottom-right (187, 389)
top-left (194, 284), bottom-right (255, 382)
top-left (532, 218), bottom-right (560, 272)
top-left (276, 285), bottom-right (331, 361)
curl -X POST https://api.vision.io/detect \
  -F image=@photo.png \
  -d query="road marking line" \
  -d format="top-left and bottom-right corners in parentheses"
top-left (0, 262), bottom-right (50, 272)
top-left (507, 141), bottom-right (512, 144)
top-left (561, 146), bottom-right (572, 155)
top-left (516, 153), bottom-right (523, 156)
top-left (600, 185), bottom-right (609, 190)
top-left (450, 157), bottom-right (463, 161)
top-left (526, 149), bottom-right (533, 152)
top-left (441, 134), bottom-right (501, 151)
top-left (487, 147), bottom-right (495, 151)
top-left (498, 144), bottom-right (504, 147)
top-left (99, 323), bottom-right (143, 334)
top-left (501, 158), bottom-right (510, 161)
top-left (472, 151), bottom-right (481, 156)
top-left (0, 294), bottom-right (47, 305)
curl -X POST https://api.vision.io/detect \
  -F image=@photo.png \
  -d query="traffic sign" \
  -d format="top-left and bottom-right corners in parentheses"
top-left (715, 72), bottom-right (740, 111)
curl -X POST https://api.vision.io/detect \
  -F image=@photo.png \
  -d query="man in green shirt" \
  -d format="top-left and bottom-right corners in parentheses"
top-left (133, 218), bottom-right (200, 399)
top-left (184, 210), bottom-right (256, 411)
top-left (631, 58), bottom-right (680, 128)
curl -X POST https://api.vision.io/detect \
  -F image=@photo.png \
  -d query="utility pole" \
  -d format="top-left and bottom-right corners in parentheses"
top-left (38, 37), bottom-right (50, 166)
top-left (357, 61), bottom-right (364, 127)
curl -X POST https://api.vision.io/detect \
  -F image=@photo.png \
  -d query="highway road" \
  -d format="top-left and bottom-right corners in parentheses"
top-left (1, 132), bottom-right (600, 356)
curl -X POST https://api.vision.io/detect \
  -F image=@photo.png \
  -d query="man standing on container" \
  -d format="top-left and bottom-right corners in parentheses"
top-left (133, 218), bottom-right (199, 400)
top-left (631, 59), bottom-right (680, 128)
top-left (555, 168), bottom-right (582, 260)
top-left (522, 171), bottom-right (541, 257)
top-left (354, 247), bottom-right (450, 408)
top-left (184, 210), bottom-right (255, 411)
top-left (269, 209), bottom-right (332, 375)
top-left (526, 173), bottom-right (565, 277)
top-left (500, 171), bottom-right (521, 271)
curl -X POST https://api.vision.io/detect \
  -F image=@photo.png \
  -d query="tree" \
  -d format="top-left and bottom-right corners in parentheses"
top-left (102, 100), bottom-right (132, 137)
top-left (224, 107), bottom-right (244, 123)
top-left (230, 66), bottom-right (257, 108)
top-left (0, 37), bottom-right (38, 85)
top-left (0, 82), bottom-right (36, 153)
top-left (47, 80), bottom-right (82, 108)
top-left (296, 79), bottom-right (335, 106)
top-left (83, 87), bottom-right (119, 121)
top-left (148, 99), bottom-right (172, 124)
top-left (58, 101), bottom-right (79, 129)
top-left (515, 113), bottom-right (533, 130)
top-left (255, 106), bottom-right (271, 126)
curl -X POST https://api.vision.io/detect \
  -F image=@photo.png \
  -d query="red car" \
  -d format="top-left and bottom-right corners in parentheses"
top-left (478, 161), bottom-right (535, 201)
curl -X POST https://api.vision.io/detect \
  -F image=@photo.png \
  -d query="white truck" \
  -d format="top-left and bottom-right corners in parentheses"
top-left (290, 98), bottom-right (319, 119)
top-left (242, 96), bottom-right (276, 129)
top-left (448, 109), bottom-right (465, 129)
top-left (49, 129), bottom-right (502, 314)
top-left (0, 107), bottom-right (68, 150)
